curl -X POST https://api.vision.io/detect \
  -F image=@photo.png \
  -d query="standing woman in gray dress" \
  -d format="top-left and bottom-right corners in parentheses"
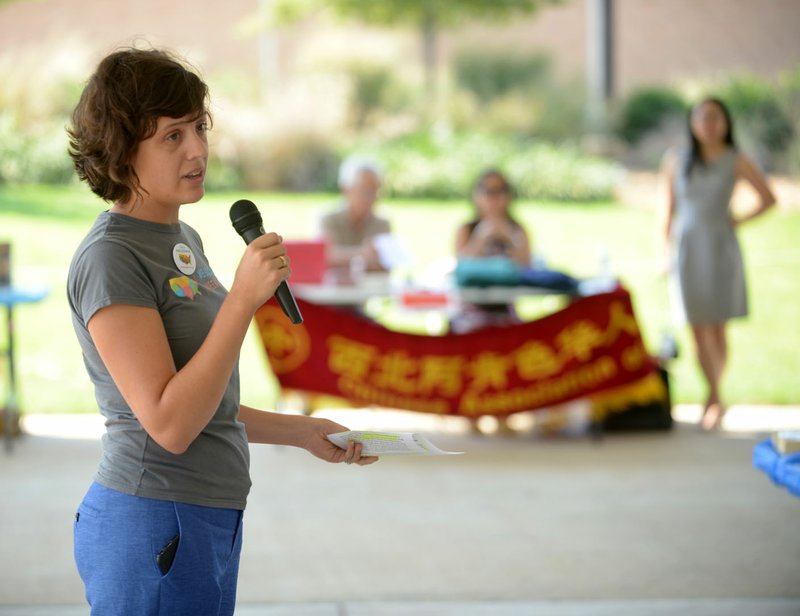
top-left (660, 97), bottom-right (775, 430)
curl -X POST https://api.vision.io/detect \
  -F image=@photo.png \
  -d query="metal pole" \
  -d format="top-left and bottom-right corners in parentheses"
top-left (585, 0), bottom-right (614, 132)
top-left (3, 304), bottom-right (16, 453)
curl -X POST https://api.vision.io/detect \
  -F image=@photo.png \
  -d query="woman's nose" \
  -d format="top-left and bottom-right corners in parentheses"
top-left (186, 131), bottom-right (208, 159)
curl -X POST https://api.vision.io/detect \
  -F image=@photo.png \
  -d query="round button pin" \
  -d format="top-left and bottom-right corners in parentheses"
top-left (173, 243), bottom-right (196, 275)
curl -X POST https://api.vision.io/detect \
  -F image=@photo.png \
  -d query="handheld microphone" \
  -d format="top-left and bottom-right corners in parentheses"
top-left (229, 199), bottom-right (303, 324)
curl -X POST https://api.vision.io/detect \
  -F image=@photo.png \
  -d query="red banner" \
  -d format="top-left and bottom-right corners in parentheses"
top-left (254, 288), bottom-right (658, 417)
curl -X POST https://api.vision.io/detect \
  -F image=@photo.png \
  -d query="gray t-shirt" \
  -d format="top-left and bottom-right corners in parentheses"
top-left (68, 211), bottom-right (251, 509)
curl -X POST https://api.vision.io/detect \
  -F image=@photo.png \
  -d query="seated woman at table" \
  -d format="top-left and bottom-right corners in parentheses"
top-left (451, 168), bottom-right (532, 335)
top-left (320, 155), bottom-right (392, 283)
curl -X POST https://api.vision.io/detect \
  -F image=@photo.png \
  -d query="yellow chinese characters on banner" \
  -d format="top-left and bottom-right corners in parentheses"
top-left (254, 290), bottom-right (660, 417)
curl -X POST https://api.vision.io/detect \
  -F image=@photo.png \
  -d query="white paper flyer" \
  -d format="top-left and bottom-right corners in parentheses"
top-left (327, 431), bottom-right (464, 456)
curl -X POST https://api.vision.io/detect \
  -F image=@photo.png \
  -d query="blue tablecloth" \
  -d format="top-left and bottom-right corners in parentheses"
top-left (0, 285), bottom-right (48, 307)
top-left (753, 439), bottom-right (800, 498)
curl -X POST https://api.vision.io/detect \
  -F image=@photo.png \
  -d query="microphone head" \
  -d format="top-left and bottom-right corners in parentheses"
top-left (230, 199), bottom-right (262, 237)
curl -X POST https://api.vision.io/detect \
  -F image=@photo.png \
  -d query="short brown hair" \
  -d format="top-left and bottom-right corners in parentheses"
top-left (67, 48), bottom-right (210, 203)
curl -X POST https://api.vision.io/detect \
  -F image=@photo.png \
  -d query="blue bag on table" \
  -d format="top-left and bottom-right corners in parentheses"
top-left (519, 268), bottom-right (580, 293)
top-left (454, 257), bottom-right (521, 287)
top-left (455, 257), bottom-right (579, 292)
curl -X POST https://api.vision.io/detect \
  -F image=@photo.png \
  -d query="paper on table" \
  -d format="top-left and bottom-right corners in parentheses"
top-left (372, 233), bottom-right (411, 270)
top-left (327, 431), bottom-right (464, 456)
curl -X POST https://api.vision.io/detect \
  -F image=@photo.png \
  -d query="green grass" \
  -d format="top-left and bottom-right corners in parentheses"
top-left (1, 183), bottom-right (798, 414)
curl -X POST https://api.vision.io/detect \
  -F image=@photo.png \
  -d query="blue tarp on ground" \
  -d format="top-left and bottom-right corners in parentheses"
top-left (753, 439), bottom-right (800, 498)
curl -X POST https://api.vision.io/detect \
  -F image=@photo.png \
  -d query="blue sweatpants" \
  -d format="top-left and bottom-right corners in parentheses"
top-left (74, 482), bottom-right (243, 616)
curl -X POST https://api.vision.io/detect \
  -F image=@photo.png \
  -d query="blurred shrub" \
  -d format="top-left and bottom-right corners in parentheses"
top-left (779, 65), bottom-right (800, 124)
top-left (617, 73), bottom-right (797, 173)
top-left (211, 72), bottom-right (350, 192)
top-left (269, 133), bottom-right (340, 192)
top-left (475, 93), bottom-right (541, 136)
top-left (450, 50), bottom-right (586, 142)
top-left (233, 130), bottom-right (340, 192)
top-left (616, 87), bottom-right (687, 144)
top-left (718, 74), bottom-right (794, 162)
top-left (340, 61), bottom-right (414, 131)
top-left (506, 143), bottom-right (625, 202)
top-left (0, 46), bottom-right (86, 185)
top-left (350, 63), bottom-right (393, 129)
top-left (360, 131), bottom-right (623, 201)
top-left (454, 51), bottom-right (549, 104)
top-left (204, 153), bottom-right (244, 192)
top-left (780, 67), bottom-right (800, 175)
top-left (531, 79), bottom-right (588, 142)
top-left (0, 114), bottom-right (74, 184)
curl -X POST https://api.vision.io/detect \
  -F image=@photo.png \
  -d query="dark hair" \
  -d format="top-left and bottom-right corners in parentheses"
top-left (466, 168), bottom-right (521, 232)
top-left (684, 97), bottom-right (736, 178)
top-left (67, 47), bottom-right (210, 203)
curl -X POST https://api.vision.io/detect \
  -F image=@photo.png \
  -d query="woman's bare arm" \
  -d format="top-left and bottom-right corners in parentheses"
top-left (238, 405), bottom-right (378, 466)
top-left (87, 233), bottom-right (288, 454)
top-left (734, 154), bottom-right (777, 225)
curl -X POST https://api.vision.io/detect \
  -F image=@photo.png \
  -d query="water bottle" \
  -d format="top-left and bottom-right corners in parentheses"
top-left (658, 331), bottom-right (679, 360)
top-left (598, 249), bottom-right (611, 279)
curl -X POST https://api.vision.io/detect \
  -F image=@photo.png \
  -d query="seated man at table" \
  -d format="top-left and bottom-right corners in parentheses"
top-left (320, 155), bottom-right (392, 283)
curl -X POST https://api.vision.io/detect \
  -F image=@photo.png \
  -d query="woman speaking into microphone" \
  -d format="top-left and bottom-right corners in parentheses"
top-left (67, 47), bottom-right (377, 616)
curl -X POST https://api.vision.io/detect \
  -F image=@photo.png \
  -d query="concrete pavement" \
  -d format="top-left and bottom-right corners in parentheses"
top-left (1, 405), bottom-right (799, 615)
